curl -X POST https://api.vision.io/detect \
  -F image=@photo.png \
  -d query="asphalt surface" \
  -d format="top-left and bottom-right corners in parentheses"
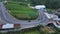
top-left (0, 2), bottom-right (48, 29)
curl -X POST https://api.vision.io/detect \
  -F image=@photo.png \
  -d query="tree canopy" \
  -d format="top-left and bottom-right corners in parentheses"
top-left (1, 0), bottom-right (60, 9)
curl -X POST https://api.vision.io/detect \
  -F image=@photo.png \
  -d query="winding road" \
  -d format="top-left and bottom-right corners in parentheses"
top-left (0, 2), bottom-right (49, 29)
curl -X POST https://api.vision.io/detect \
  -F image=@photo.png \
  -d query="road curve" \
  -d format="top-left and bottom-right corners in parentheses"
top-left (0, 2), bottom-right (48, 29)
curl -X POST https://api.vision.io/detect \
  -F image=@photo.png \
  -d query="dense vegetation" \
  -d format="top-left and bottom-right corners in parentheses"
top-left (8, 0), bottom-right (60, 9)
top-left (1, 0), bottom-right (60, 9)
top-left (30, 0), bottom-right (60, 9)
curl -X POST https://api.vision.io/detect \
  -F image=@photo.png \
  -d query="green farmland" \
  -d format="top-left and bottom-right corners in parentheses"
top-left (5, 1), bottom-right (38, 20)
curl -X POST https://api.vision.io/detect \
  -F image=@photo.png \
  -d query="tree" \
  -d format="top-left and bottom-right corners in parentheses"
top-left (45, 0), bottom-right (60, 9)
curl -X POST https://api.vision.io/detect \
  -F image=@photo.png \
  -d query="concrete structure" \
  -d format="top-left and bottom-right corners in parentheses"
top-left (35, 5), bottom-right (46, 9)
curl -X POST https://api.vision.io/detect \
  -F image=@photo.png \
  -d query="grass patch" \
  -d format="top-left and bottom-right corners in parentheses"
top-left (0, 27), bottom-right (40, 34)
top-left (20, 27), bottom-right (40, 34)
top-left (24, 29), bottom-right (39, 34)
top-left (5, 1), bottom-right (38, 20)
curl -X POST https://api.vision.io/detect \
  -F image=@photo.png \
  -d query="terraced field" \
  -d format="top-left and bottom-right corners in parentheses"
top-left (5, 1), bottom-right (38, 20)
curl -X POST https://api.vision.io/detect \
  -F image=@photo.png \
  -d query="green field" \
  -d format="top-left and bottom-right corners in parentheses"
top-left (5, 1), bottom-right (38, 20)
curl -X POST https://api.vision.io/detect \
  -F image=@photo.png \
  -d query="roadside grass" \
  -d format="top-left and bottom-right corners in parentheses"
top-left (24, 30), bottom-right (39, 34)
top-left (0, 27), bottom-right (40, 34)
top-left (5, 1), bottom-right (38, 20)
top-left (23, 28), bottom-right (39, 34)
top-left (0, 29), bottom-right (39, 34)
top-left (1, 25), bottom-right (60, 34)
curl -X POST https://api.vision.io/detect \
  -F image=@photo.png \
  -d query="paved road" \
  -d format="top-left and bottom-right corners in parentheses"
top-left (0, 2), bottom-right (41, 29)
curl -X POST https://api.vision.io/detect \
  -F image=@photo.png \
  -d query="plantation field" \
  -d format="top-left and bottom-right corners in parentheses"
top-left (5, 1), bottom-right (38, 20)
